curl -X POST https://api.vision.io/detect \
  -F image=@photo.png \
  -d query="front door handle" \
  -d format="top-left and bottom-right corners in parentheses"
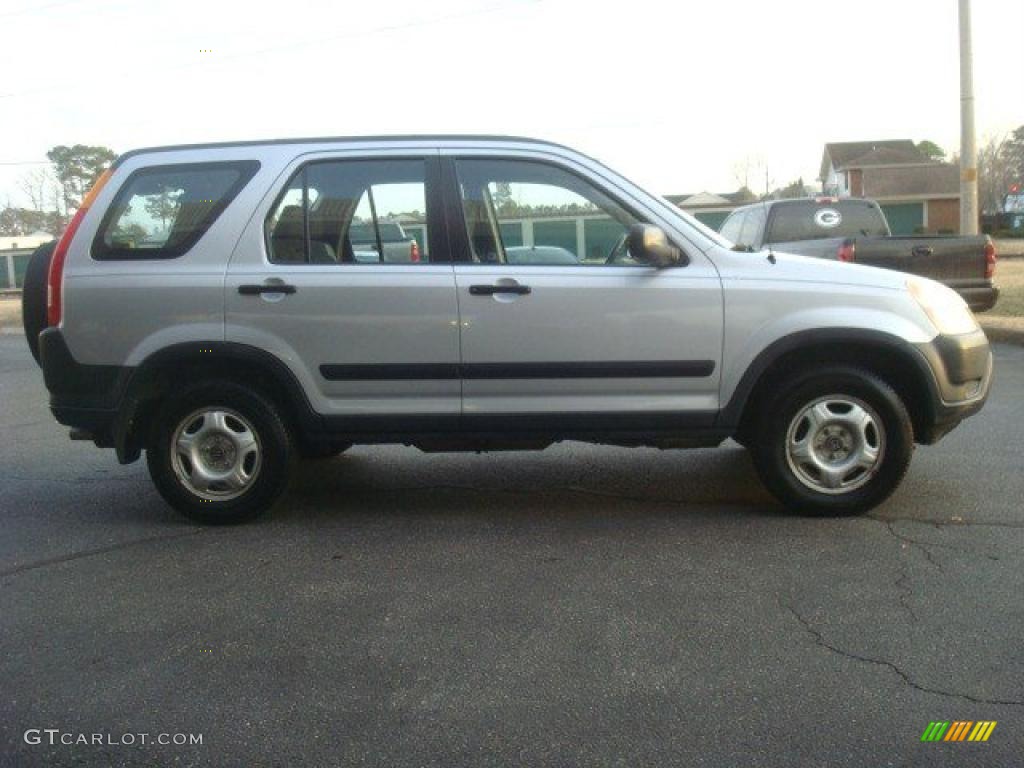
top-left (238, 283), bottom-right (297, 295)
top-left (469, 284), bottom-right (531, 296)
top-left (911, 245), bottom-right (934, 258)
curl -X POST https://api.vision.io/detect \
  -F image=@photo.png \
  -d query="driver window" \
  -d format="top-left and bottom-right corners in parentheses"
top-left (455, 159), bottom-right (646, 266)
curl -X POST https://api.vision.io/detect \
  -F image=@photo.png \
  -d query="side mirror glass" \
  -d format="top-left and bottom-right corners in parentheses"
top-left (628, 224), bottom-right (683, 268)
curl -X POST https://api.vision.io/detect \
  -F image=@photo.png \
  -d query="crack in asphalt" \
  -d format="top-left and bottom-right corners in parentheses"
top-left (873, 515), bottom-right (1024, 530)
top-left (892, 567), bottom-right (919, 624)
top-left (882, 521), bottom-right (944, 571)
top-left (875, 517), bottom-right (1006, 564)
top-left (783, 603), bottom-right (1024, 708)
top-left (0, 529), bottom-right (205, 580)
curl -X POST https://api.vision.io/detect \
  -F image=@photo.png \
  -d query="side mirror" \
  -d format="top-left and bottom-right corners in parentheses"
top-left (628, 224), bottom-right (684, 268)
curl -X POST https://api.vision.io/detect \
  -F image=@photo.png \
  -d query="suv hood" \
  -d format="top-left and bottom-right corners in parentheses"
top-left (724, 247), bottom-right (910, 292)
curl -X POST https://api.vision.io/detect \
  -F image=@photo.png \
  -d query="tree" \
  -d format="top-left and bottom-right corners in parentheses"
top-left (915, 140), bottom-right (946, 161)
top-left (977, 134), bottom-right (1010, 215)
top-left (144, 186), bottom-right (183, 231)
top-left (46, 144), bottom-right (116, 213)
top-left (731, 186), bottom-right (758, 204)
top-left (0, 206), bottom-right (45, 236)
top-left (976, 126), bottom-right (1023, 215)
top-left (774, 177), bottom-right (807, 199)
top-left (1003, 125), bottom-right (1024, 183)
top-left (18, 167), bottom-right (58, 213)
top-left (110, 221), bottom-right (148, 246)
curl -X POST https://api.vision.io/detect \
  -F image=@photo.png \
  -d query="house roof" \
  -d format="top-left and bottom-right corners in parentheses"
top-left (844, 146), bottom-right (931, 168)
top-left (819, 140), bottom-right (925, 179)
top-left (665, 189), bottom-right (757, 208)
top-left (861, 163), bottom-right (960, 199)
top-left (680, 192), bottom-right (732, 206)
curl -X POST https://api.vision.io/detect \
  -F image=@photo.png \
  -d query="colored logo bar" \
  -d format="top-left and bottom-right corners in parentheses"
top-left (921, 721), bottom-right (997, 742)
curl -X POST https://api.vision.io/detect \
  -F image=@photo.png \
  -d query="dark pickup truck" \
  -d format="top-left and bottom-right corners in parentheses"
top-left (719, 197), bottom-right (999, 312)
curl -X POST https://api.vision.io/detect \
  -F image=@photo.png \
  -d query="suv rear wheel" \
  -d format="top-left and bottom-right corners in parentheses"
top-left (146, 381), bottom-right (292, 524)
top-left (750, 366), bottom-right (913, 515)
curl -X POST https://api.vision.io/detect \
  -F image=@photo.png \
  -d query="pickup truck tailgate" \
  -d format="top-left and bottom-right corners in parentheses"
top-left (856, 235), bottom-right (987, 282)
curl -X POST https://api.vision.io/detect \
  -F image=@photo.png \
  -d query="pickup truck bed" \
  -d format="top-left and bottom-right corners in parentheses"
top-left (720, 198), bottom-right (999, 312)
top-left (772, 234), bottom-right (998, 312)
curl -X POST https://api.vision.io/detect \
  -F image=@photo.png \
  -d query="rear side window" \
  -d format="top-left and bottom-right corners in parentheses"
top-left (93, 161), bottom-right (259, 260)
top-left (766, 201), bottom-right (888, 243)
top-left (265, 158), bottom-right (430, 265)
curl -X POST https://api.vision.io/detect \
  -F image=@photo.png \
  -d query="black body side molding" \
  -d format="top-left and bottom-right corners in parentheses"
top-left (320, 360), bottom-right (715, 381)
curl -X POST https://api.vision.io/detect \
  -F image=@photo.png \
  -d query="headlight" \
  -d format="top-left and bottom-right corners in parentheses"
top-left (907, 276), bottom-right (978, 335)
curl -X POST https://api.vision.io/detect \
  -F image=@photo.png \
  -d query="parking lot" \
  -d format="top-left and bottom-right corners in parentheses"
top-left (1, 334), bottom-right (1022, 766)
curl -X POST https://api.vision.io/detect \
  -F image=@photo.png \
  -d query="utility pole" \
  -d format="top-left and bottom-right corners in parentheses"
top-left (958, 0), bottom-right (979, 234)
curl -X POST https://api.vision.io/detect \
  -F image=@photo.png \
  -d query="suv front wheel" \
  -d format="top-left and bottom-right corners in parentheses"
top-left (750, 366), bottom-right (914, 516)
top-left (146, 381), bottom-right (293, 524)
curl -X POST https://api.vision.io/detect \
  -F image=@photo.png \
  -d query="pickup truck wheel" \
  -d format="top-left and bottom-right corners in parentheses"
top-left (750, 366), bottom-right (913, 516)
top-left (21, 241), bottom-right (55, 367)
top-left (146, 382), bottom-right (292, 524)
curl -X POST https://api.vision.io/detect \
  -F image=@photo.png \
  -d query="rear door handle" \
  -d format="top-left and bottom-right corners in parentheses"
top-left (911, 245), bottom-right (933, 258)
top-left (238, 284), bottom-right (297, 295)
top-left (469, 284), bottom-right (531, 296)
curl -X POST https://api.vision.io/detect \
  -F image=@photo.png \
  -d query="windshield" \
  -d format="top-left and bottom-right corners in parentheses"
top-left (767, 200), bottom-right (888, 243)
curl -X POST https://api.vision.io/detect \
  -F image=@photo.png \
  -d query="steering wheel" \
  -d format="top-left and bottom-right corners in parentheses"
top-left (604, 232), bottom-right (629, 264)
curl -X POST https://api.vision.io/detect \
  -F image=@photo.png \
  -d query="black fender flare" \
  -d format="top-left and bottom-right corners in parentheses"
top-left (113, 341), bottom-right (323, 463)
top-left (716, 328), bottom-right (940, 430)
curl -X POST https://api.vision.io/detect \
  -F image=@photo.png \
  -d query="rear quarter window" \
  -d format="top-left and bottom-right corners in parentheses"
top-left (92, 160), bottom-right (259, 260)
top-left (766, 201), bottom-right (888, 243)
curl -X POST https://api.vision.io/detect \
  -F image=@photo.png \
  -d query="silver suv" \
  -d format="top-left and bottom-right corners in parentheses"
top-left (24, 136), bottom-right (993, 523)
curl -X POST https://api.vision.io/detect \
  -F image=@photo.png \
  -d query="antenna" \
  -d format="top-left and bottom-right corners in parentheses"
top-left (762, 165), bottom-right (775, 264)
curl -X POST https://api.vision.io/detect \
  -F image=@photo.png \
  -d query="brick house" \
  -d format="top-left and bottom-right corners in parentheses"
top-left (819, 140), bottom-right (961, 234)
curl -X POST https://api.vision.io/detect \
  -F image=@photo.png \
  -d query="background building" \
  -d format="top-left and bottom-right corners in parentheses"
top-left (819, 140), bottom-right (961, 234)
top-left (665, 191), bottom-right (758, 231)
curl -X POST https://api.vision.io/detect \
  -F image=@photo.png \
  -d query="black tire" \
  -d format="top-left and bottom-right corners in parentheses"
top-left (146, 381), bottom-right (293, 524)
top-left (749, 366), bottom-right (913, 516)
top-left (22, 241), bottom-right (55, 367)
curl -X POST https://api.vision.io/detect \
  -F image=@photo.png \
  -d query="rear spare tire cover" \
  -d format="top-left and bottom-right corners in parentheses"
top-left (22, 240), bottom-right (55, 366)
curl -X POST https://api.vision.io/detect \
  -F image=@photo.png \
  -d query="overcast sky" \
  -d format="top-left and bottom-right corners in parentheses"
top-left (0, 0), bottom-right (1019, 207)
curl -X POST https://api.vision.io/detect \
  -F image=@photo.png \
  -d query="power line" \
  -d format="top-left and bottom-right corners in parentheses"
top-left (0, 0), bottom-right (87, 19)
top-left (0, 0), bottom-right (537, 100)
top-left (0, 160), bottom-right (49, 166)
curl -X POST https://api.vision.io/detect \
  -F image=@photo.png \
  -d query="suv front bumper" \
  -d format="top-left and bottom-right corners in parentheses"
top-left (913, 327), bottom-right (992, 443)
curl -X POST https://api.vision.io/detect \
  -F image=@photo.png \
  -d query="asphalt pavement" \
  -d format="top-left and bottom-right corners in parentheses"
top-left (1, 335), bottom-right (1022, 767)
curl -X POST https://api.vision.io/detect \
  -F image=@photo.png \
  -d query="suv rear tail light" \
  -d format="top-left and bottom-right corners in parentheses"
top-left (837, 239), bottom-right (856, 263)
top-left (47, 168), bottom-right (112, 326)
top-left (984, 240), bottom-right (996, 279)
top-left (410, 240), bottom-right (420, 263)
